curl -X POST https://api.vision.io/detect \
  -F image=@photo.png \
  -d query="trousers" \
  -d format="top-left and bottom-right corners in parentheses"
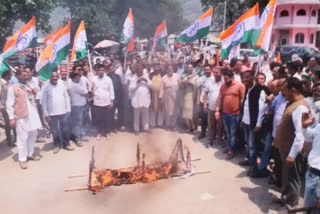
top-left (16, 122), bottom-right (38, 161)
top-left (207, 110), bottom-right (223, 141)
top-left (48, 114), bottom-right (70, 147)
top-left (134, 107), bottom-right (149, 132)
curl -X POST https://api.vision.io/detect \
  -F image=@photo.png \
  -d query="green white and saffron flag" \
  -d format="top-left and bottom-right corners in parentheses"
top-left (0, 16), bottom-right (37, 75)
top-left (175, 7), bottom-right (213, 43)
top-left (71, 20), bottom-right (88, 62)
top-left (220, 3), bottom-right (260, 59)
top-left (152, 20), bottom-right (168, 52)
top-left (36, 22), bottom-right (70, 81)
top-left (121, 8), bottom-right (135, 53)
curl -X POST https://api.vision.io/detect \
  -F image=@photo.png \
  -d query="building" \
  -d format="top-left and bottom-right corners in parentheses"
top-left (272, 0), bottom-right (320, 50)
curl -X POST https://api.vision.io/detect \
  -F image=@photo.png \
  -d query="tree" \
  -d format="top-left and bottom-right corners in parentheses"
top-left (0, 0), bottom-right (57, 47)
top-left (201, 0), bottom-right (270, 32)
top-left (59, 0), bottom-right (189, 45)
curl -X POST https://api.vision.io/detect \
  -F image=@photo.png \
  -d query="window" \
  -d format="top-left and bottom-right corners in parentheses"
top-left (310, 33), bottom-right (314, 44)
top-left (280, 10), bottom-right (289, 17)
top-left (295, 33), bottom-right (305, 43)
top-left (297, 9), bottom-right (306, 16)
top-left (312, 10), bottom-right (316, 16)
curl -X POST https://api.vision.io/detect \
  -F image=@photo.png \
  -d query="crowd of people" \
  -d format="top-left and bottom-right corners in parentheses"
top-left (1, 47), bottom-right (320, 212)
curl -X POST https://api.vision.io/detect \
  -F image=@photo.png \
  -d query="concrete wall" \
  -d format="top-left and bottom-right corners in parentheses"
top-left (275, 4), bottom-right (318, 25)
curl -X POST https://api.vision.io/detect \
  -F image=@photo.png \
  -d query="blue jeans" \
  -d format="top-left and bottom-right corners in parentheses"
top-left (243, 124), bottom-right (257, 167)
top-left (304, 170), bottom-right (320, 214)
top-left (70, 105), bottom-right (85, 141)
top-left (48, 114), bottom-right (70, 147)
top-left (258, 130), bottom-right (273, 171)
top-left (222, 113), bottom-right (239, 153)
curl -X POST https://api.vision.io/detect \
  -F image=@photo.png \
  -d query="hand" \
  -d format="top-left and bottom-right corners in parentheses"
top-left (203, 105), bottom-right (208, 112)
top-left (253, 126), bottom-right (261, 133)
top-left (109, 101), bottom-right (114, 109)
top-left (44, 116), bottom-right (51, 123)
top-left (215, 111), bottom-right (220, 120)
top-left (301, 112), bottom-right (313, 128)
top-left (9, 119), bottom-right (16, 128)
top-left (285, 156), bottom-right (295, 166)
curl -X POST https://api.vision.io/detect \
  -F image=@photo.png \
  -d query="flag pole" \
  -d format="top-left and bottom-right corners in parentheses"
top-left (87, 50), bottom-right (94, 73)
top-left (124, 49), bottom-right (128, 73)
top-left (223, 0), bottom-right (227, 31)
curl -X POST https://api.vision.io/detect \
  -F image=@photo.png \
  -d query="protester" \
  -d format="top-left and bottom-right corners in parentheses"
top-left (150, 63), bottom-right (164, 128)
top-left (273, 77), bottom-right (309, 208)
top-left (159, 64), bottom-right (179, 130)
top-left (7, 69), bottom-right (42, 169)
top-left (204, 66), bottom-right (223, 147)
top-left (0, 70), bottom-right (15, 147)
top-left (180, 63), bottom-right (199, 132)
top-left (41, 71), bottom-right (73, 154)
top-left (233, 60), bottom-right (243, 82)
top-left (215, 69), bottom-right (245, 159)
top-left (129, 65), bottom-right (151, 135)
top-left (91, 64), bottom-right (114, 140)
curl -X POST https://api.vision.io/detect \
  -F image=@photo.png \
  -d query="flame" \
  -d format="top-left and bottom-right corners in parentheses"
top-left (89, 139), bottom-right (190, 192)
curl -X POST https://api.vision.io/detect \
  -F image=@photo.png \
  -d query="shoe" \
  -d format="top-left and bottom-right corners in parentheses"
top-left (223, 148), bottom-right (229, 154)
top-left (64, 145), bottom-right (75, 151)
top-left (53, 146), bottom-right (61, 154)
top-left (75, 142), bottom-right (84, 147)
top-left (96, 135), bottom-right (101, 140)
top-left (27, 155), bottom-right (41, 161)
top-left (226, 152), bottom-right (234, 160)
top-left (134, 132), bottom-right (139, 136)
top-left (205, 143), bottom-right (210, 149)
top-left (198, 132), bottom-right (206, 139)
top-left (8, 142), bottom-right (16, 147)
top-left (250, 169), bottom-right (269, 178)
top-left (119, 126), bottom-right (126, 131)
top-left (238, 159), bottom-right (250, 166)
top-left (80, 137), bottom-right (89, 142)
top-left (271, 198), bottom-right (286, 207)
top-left (19, 161), bottom-right (28, 170)
top-left (105, 135), bottom-right (111, 140)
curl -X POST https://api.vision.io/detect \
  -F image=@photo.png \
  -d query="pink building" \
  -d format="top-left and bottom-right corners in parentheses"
top-left (272, 0), bottom-right (320, 50)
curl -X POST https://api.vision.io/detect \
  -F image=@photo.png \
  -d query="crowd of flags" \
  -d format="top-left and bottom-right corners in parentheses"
top-left (0, 0), bottom-right (278, 80)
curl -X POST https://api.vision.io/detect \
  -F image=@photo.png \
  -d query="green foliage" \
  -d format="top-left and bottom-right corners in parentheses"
top-left (201, 0), bottom-right (269, 32)
top-left (60, 0), bottom-right (189, 45)
top-left (0, 0), bottom-right (57, 47)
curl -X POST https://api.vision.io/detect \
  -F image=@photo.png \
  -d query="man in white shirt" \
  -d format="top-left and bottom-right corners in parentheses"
top-left (239, 71), bottom-right (268, 171)
top-left (41, 71), bottom-right (73, 154)
top-left (301, 111), bottom-right (320, 213)
top-left (92, 64), bottom-right (114, 140)
top-left (7, 69), bottom-right (42, 169)
top-left (233, 60), bottom-right (242, 83)
top-left (204, 66), bottom-right (223, 146)
top-left (69, 72), bottom-right (87, 146)
top-left (273, 77), bottom-right (309, 208)
top-left (197, 65), bottom-right (214, 139)
top-left (129, 65), bottom-right (151, 135)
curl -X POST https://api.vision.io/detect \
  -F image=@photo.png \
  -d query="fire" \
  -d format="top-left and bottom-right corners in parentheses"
top-left (88, 139), bottom-right (190, 193)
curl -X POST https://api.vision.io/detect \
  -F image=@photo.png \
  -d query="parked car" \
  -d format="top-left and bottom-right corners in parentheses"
top-left (274, 45), bottom-right (320, 64)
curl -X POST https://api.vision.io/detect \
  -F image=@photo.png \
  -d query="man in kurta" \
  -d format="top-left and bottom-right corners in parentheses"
top-left (180, 63), bottom-right (199, 132)
top-left (159, 64), bottom-right (179, 130)
top-left (150, 64), bottom-right (164, 128)
top-left (6, 69), bottom-right (42, 169)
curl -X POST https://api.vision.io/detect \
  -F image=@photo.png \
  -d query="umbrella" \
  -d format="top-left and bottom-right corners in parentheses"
top-left (94, 40), bottom-right (120, 49)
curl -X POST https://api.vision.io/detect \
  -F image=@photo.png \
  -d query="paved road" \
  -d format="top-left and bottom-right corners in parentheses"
top-left (0, 129), bottom-right (294, 214)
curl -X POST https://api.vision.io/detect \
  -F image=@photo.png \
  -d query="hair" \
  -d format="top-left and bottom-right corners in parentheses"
top-left (313, 82), bottom-right (320, 89)
top-left (2, 70), bottom-right (10, 78)
top-left (229, 58), bottom-right (238, 68)
top-left (314, 70), bottom-right (320, 80)
top-left (72, 65), bottom-right (82, 72)
top-left (243, 70), bottom-right (254, 77)
top-left (270, 62), bottom-right (281, 71)
top-left (15, 69), bottom-right (23, 77)
top-left (167, 64), bottom-right (177, 71)
top-left (222, 68), bottom-right (234, 77)
top-left (278, 65), bottom-right (287, 78)
top-left (204, 64), bottom-right (211, 69)
top-left (256, 72), bottom-right (266, 79)
top-left (286, 77), bottom-right (303, 93)
top-left (24, 66), bottom-right (33, 71)
top-left (96, 64), bottom-right (105, 70)
top-left (70, 72), bottom-right (81, 79)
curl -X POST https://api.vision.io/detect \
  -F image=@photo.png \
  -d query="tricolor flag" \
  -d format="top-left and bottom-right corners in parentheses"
top-left (36, 22), bottom-right (71, 81)
top-left (152, 20), bottom-right (168, 53)
top-left (220, 3), bottom-right (260, 59)
top-left (44, 26), bottom-right (63, 47)
top-left (0, 16), bottom-right (37, 75)
top-left (175, 7), bottom-right (213, 43)
top-left (71, 21), bottom-right (88, 62)
top-left (121, 8), bottom-right (134, 53)
top-left (255, 0), bottom-right (277, 52)
top-left (276, 52), bottom-right (281, 63)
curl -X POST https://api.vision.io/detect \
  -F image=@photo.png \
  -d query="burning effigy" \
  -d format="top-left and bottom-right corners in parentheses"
top-left (88, 138), bottom-right (192, 193)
